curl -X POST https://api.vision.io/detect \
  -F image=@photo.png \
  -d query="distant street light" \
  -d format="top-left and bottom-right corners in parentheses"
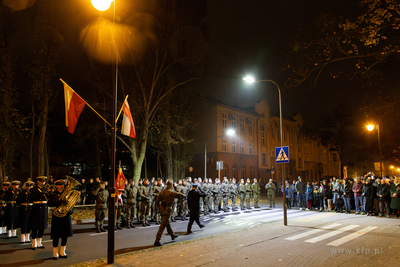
top-left (243, 75), bottom-right (287, 226)
top-left (204, 129), bottom-right (235, 180)
top-left (366, 124), bottom-right (383, 178)
top-left (92, 0), bottom-right (117, 264)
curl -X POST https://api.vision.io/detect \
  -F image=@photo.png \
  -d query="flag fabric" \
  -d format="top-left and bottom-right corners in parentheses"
top-left (115, 167), bottom-right (127, 205)
top-left (63, 81), bottom-right (86, 134)
top-left (121, 99), bottom-right (136, 138)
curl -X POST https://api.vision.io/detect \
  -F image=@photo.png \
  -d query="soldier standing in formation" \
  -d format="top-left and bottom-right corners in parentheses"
top-left (139, 178), bottom-right (151, 226)
top-left (229, 178), bottom-right (239, 211)
top-left (207, 178), bottom-right (215, 213)
top-left (154, 179), bottom-right (185, 246)
top-left (239, 179), bottom-right (246, 210)
top-left (151, 178), bottom-right (163, 225)
top-left (125, 179), bottom-right (137, 229)
top-left (136, 179), bottom-right (143, 223)
top-left (177, 180), bottom-right (187, 220)
top-left (211, 178), bottom-right (221, 213)
top-left (48, 180), bottom-right (73, 260)
top-left (17, 181), bottom-right (34, 243)
top-left (221, 178), bottom-right (230, 212)
top-left (28, 176), bottom-right (49, 250)
top-left (0, 181), bottom-right (11, 235)
top-left (4, 180), bottom-right (20, 239)
top-left (252, 178), bottom-right (261, 208)
top-left (95, 181), bottom-right (109, 232)
top-left (245, 178), bottom-right (252, 209)
top-left (265, 179), bottom-right (277, 208)
top-left (115, 188), bottom-right (125, 230)
top-left (201, 178), bottom-right (210, 215)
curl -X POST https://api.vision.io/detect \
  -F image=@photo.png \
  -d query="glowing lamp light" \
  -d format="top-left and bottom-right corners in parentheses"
top-left (91, 0), bottom-right (113, 11)
top-left (366, 124), bottom-right (375, 131)
top-left (242, 76), bottom-right (256, 83)
top-left (226, 129), bottom-right (235, 136)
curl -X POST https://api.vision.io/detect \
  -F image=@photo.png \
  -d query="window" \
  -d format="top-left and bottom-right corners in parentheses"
top-left (240, 118), bottom-right (245, 132)
top-left (222, 139), bottom-right (227, 151)
top-left (232, 115), bottom-right (236, 129)
top-left (223, 164), bottom-right (228, 177)
top-left (241, 166), bottom-right (245, 179)
top-left (248, 120), bottom-right (253, 134)
top-left (249, 166), bottom-right (253, 179)
top-left (261, 125), bottom-right (266, 145)
top-left (298, 158), bottom-right (302, 168)
top-left (222, 113), bottom-right (227, 128)
top-left (232, 140), bottom-right (236, 153)
top-left (333, 153), bottom-right (337, 162)
top-left (232, 165), bottom-right (237, 179)
top-left (249, 143), bottom-right (253, 154)
top-left (270, 125), bottom-right (274, 137)
top-left (262, 153), bottom-right (267, 165)
top-left (240, 142), bottom-right (245, 154)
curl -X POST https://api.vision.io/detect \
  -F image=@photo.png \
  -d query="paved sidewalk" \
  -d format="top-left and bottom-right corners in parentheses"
top-left (69, 197), bottom-right (400, 267)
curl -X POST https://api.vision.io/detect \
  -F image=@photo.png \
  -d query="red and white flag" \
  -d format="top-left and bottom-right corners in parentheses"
top-left (115, 167), bottom-right (127, 204)
top-left (62, 81), bottom-right (86, 134)
top-left (121, 99), bottom-right (136, 138)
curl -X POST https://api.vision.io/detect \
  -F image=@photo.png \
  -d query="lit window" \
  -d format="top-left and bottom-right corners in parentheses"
top-left (222, 113), bottom-right (227, 128)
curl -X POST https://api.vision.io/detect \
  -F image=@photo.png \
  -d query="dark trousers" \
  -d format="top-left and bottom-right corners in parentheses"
top-left (286, 198), bottom-right (291, 209)
top-left (31, 229), bottom-right (44, 239)
top-left (187, 213), bottom-right (202, 232)
top-left (53, 237), bottom-right (67, 247)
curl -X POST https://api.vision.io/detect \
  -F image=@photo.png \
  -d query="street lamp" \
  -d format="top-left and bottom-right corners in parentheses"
top-left (243, 75), bottom-right (287, 226)
top-left (92, 0), bottom-right (117, 264)
top-left (366, 124), bottom-right (383, 178)
top-left (204, 129), bottom-right (235, 180)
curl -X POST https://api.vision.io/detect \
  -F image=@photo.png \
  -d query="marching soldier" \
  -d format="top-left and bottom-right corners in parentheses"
top-left (125, 179), bottom-right (137, 229)
top-left (28, 176), bottom-right (49, 250)
top-left (154, 179), bottom-right (185, 246)
top-left (139, 178), bottom-right (151, 226)
top-left (48, 180), bottom-right (73, 260)
top-left (211, 178), bottom-right (221, 213)
top-left (221, 177), bottom-right (230, 212)
top-left (0, 181), bottom-right (10, 235)
top-left (239, 179), bottom-right (246, 210)
top-left (17, 181), bottom-right (34, 243)
top-left (95, 181), bottom-right (109, 232)
top-left (252, 178), bottom-right (261, 208)
top-left (245, 178), bottom-right (252, 209)
top-left (4, 180), bottom-right (21, 239)
top-left (229, 179), bottom-right (239, 211)
top-left (151, 178), bottom-right (163, 225)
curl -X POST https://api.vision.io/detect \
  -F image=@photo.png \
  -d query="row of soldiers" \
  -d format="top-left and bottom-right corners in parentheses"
top-left (93, 176), bottom-right (262, 231)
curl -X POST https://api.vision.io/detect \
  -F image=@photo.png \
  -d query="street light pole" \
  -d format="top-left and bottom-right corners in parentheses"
top-left (91, 0), bottom-right (117, 264)
top-left (366, 124), bottom-right (383, 178)
top-left (243, 76), bottom-right (287, 226)
top-left (204, 129), bottom-right (235, 180)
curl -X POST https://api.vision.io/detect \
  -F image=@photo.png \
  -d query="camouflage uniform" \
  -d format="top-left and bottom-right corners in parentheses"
top-left (201, 180), bottom-right (211, 214)
top-left (95, 186), bottom-right (109, 232)
top-left (138, 182), bottom-right (151, 226)
top-left (211, 180), bottom-right (221, 213)
top-left (245, 180), bottom-right (252, 209)
top-left (124, 182), bottom-right (137, 228)
top-left (239, 181), bottom-right (246, 210)
top-left (178, 183), bottom-right (187, 220)
top-left (151, 182), bottom-right (163, 224)
top-left (229, 181), bottom-right (239, 211)
top-left (220, 180), bottom-right (230, 211)
top-left (154, 184), bottom-right (185, 245)
top-left (252, 180), bottom-right (261, 208)
top-left (115, 190), bottom-right (126, 229)
top-left (136, 180), bottom-right (143, 222)
top-left (170, 185), bottom-right (179, 222)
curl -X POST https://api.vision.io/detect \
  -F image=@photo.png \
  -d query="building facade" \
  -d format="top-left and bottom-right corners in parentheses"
top-left (191, 99), bottom-right (340, 185)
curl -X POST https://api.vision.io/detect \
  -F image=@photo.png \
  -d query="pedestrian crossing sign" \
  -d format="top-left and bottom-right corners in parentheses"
top-left (275, 146), bottom-right (289, 163)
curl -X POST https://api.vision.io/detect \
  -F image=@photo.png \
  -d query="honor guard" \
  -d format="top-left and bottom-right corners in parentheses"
top-left (151, 178), bottom-right (163, 225)
top-left (17, 181), bottom-right (34, 243)
top-left (245, 178), bottom-right (252, 209)
top-left (95, 181), bottom-right (109, 232)
top-left (239, 179), bottom-right (246, 210)
top-left (252, 178), bottom-right (261, 208)
top-left (229, 179), bottom-right (239, 211)
top-left (221, 177), bottom-right (230, 212)
top-left (4, 180), bottom-right (21, 238)
top-left (124, 179), bottom-right (137, 229)
top-left (28, 176), bottom-right (49, 250)
top-left (0, 181), bottom-right (11, 235)
top-left (139, 178), bottom-right (151, 226)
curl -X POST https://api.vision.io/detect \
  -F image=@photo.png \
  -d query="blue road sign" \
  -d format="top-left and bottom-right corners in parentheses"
top-left (275, 146), bottom-right (289, 163)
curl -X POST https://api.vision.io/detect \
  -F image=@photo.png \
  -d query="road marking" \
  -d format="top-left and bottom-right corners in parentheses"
top-left (304, 225), bottom-right (359, 243)
top-left (293, 213), bottom-right (336, 222)
top-left (89, 232), bottom-right (107, 236)
top-left (327, 226), bottom-right (378, 247)
top-left (285, 223), bottom-right (342, 241)
top-left (236, 221), bottom-right (247, 226)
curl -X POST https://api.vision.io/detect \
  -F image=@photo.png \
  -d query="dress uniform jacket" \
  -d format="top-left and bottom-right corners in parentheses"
top-left (16, 189), bottom-right (33, 228)
top-left (3, 188), bottom-right (20, 224)
top-left (28, 186), bottom-right (49, 230)
top-left (48, 190), bottom-right (73, 239)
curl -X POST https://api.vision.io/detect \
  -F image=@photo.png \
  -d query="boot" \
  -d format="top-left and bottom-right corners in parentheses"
top-left (37, 238), bottom-right (45, 249)
top-left (7, 230), bottom-right (12, 239)
top-left (12, 229), bottom-right (17, 237)
top-left (171, 218), bottom-right (176, 222)
top-left (154, 240), bottom-right (163, 246)
top-left (127, 223), bottom-right (131, 229)
top-left (25, 233), bottom-right (30, 243)
top-left (2, 226), bottom-right (6, 234)
top-left (96, 226), bottom-right (101, 233)
top-left (100, 225), bottom-right (106, 232)
top-left (130, 223), bottom-right (136, 228)
top-left (60, 246), bottom-right (68, 258)
top-left (0, 227), bottom-right (2, 235)
top-left (171, 233), bottom-right (179, 240)
top-left (32, 239), bottom-right (37, 250)
top-left (21, 234), bottom-right (26, 243)
top-left (155, 221), bottom-right (160, 225)
top-left (145, 221), bottom-right (150, 226)
top-left (116, 224), bottom-right (122, 230)
top-left (53, 247), bottom-right (59, 260)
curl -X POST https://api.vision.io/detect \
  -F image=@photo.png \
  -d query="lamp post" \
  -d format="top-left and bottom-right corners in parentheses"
top-left (366, 124), bottom-right (383, 178)
top-left (91, 0), bottom-right (117, 264)
top-left (243, 76), bottom-right (287, 226)
top-left (205, 129), bottom-right (235, 180)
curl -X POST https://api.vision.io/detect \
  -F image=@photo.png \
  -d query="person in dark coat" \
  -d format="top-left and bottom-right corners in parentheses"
top-left (377, 178), bottom-right (391, 217)
top-left (0, 181), bottom-right (11, 235)
top-left (362, 178), bottom-right (374, 216)
top-left (186, 183), bottom-right (206, 234)
top-left (17, 181), bottom-right (34, 243)
top-left (342, 179), bottom-right (352, 214)
top-left (390, 177), bottom-right (400, 218)
top-left (285, 182), bottom-right (293, 209)
top-left (48, 180), bottom-right (73, 260)
top-left (4, 180), bottom-right (21, 239)
top-left (28, 176), bottom-right (49, 250)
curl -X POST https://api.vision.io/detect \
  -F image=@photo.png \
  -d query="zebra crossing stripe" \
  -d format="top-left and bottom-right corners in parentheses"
top-left (236, 221), bottom-right (247, 226)
top-left (285, 223), bottom-right (341, 241)
top-left (326, 226), bottom-right (377, 247)
top-left (304, 225), bottom-right (359, 243)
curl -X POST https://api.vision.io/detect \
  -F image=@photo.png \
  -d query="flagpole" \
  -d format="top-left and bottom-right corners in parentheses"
top-left (116, 95), bottom-right (129, 123)
top-left (60, 78), bottom-right (112, 126)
